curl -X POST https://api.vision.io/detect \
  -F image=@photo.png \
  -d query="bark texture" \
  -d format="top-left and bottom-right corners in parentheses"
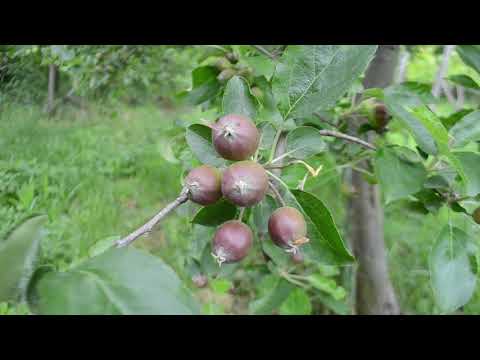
top-left (395, 48), bottom-right (410, 84)
top-left (432, 45), bottom-right (455, 98)
top-left (46, 64), bottom-right (58, 116)
top-left (349, 45), bottom-right (401, 315)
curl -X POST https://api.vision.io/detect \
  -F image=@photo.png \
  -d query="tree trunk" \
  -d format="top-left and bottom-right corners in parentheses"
top-left (395, 47), bottom-right (410, 84)
top-left (349, 45), bottom-right (401, 315)
top-left (441, 80), bottom-right (460, 109)
top-left (432, 45), bottom-right (455, 98)
top-left (456, 85), bottom-right (465, 109)
top-left (433, 45), bottom-right (462, 110)
top-left (46, 64), bottom-right (58, 116)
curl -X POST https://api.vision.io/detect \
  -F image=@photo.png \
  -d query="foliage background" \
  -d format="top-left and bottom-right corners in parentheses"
top-left (1, 45), bottom-right (479, 314)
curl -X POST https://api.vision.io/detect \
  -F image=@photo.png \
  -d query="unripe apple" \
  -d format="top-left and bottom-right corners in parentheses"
top-left (212, 114), bottom-right (260, 161)
top-left (291, 250), bottom-right (304, 264)
top-left (185, 165), bottom-right (222, 205)
top-left (374, 103), bottom-right (391, 129)
top-left (251, 87), bottom-right (264, 100)
top-left (217, 69), bottom-right (237, 83)
top-left (212, 220), bottom-right (253, 265)
top-left (268, 206), bottom-right (309, 253)
top-left (222, 161), bottom-right (268, 207)
top-left (192, 273), bottom-right (208, 288)
top-left (214, 57), bottom-right (232, 71)
top-left (225, 52), bottom-right (239, 64)
top-left (473, 207), bottom-right (480, 225)
top-left (237, 66), bottom-right (253, 78)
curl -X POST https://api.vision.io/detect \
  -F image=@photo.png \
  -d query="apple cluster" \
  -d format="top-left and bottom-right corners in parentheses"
top-left (184, 114), bottom-right (309, 267)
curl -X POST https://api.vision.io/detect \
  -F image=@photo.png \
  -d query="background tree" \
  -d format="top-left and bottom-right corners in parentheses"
top-left (348, 45), bottom-right (401, 315)
top-left (45, 64), bottom-right (58, 115)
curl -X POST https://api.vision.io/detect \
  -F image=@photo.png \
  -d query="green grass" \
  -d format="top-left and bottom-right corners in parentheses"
top-left (0, 104), bottom-right (192, 276)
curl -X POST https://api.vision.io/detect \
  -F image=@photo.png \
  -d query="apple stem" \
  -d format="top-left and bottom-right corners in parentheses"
top-left (268, 181), bottom-right (286, 207)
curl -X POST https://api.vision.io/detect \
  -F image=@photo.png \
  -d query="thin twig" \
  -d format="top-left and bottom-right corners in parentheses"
top-left (318, 129), bottom-right (376, 151)
top-left (116, 187), bottom-right (190, 248)
top-left (251, 45), bottom-right (277, 60)
top-left (267, 129), bottom-right (376, 166)
top-left (269, 181), bottom-right (287, 207)
top-left (312, 112), bottom-right (339, 128)
top-left (454, 195), bottom-right (471, 203)
top-left (351, 166), bottom-right (375, 178)
top-left (268, 129), bottom-right (283, 163)
top-left (253, 132), bottom-right (263, 162)
top-left (265, 164), bottom-right (290, 170)
top-left (238, 207), bottom-right (246, 221)
top-left (298, 173), bottom-right (308, 191)
top-left (280, 271), bottom-right (310, 289)
top-left (266, 170), bottom-right (291, 193)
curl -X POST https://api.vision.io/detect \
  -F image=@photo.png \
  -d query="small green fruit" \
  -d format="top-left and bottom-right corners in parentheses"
top-left (217, 69), bottom-right (236, 82)
top-left (373, 103), bottom-right (391, 131)
top-left (237, 67), bottom-right (253, 78)
top-left (291, 250), bottom-right (304, 264)
top-left (214, 57), bottom-right (232, 71)
top-left (251, 87), bottom-right (264, 100)
top-left (225, 52), bottom-right (239, 64)
top-left (473, 207), bottom-right (480, 224)
top-left (192, 274), bottom-right (208, 288)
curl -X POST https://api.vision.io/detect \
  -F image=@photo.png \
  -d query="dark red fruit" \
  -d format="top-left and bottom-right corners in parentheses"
top-left (212, 114), bottom-right (260, 161)
top-left (221, 161), bottom-right (268, 207)
top-left (473, 207), bottom-right (480, 225)
top-left (291, 250), bottom-right (304, 264)
top-left (374, 103), bottom-right (391, 129)
top-left (268, 206), bottom-right (309, 253)
top-left (212, 220), bottom-right (253, 266)
top-left (192, 274), bottom-right (208, 288)
top-left (185, 165), bottom-right (222, 205)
